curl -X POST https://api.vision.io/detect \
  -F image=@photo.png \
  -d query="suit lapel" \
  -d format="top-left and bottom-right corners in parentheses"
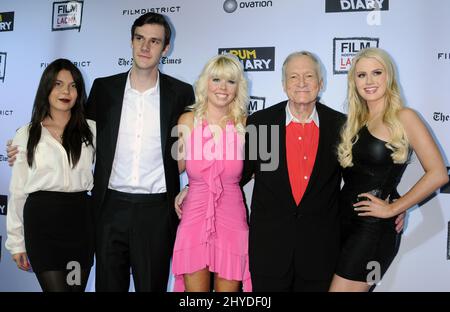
top-left (159, 73), bottom-right (172, 156)
top-left (108, 73), bottom-right (128, 160)
top-left (276, 103), bottom-right (298, 208)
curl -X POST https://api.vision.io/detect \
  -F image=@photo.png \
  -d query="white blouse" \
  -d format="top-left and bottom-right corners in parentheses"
top-left (5, 119), bottom-right (96, 255)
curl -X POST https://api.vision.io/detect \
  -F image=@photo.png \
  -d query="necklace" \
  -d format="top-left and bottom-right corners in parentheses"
top-left (47, 127), bottom-right (63, 143)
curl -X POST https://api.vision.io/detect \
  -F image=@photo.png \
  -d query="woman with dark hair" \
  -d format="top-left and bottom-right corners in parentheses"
top-left (5, 58), bottom-right (95, 292)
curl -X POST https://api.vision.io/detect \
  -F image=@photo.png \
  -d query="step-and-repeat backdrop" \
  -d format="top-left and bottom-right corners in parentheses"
top-left (1, 0), bottom-right (449, 291)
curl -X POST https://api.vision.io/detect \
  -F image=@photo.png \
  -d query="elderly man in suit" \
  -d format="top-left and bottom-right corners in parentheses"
top-left (241, 51), bottom-right (345, 291)
top-left (175, 51), bottom-right (345, 291)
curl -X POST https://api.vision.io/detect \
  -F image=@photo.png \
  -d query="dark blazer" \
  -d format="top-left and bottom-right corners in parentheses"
top-left (242, 101), bottom-right (345, 281)
top-left (85, 71), bottom-right (194, 238)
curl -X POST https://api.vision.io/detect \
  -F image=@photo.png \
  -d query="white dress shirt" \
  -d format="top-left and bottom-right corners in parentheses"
top-left (108, 71), bottom-right (166, 194)
top-left (285, 102), bottom-right (320, 127)
top-left (6, 120), bottom-right (96, 255)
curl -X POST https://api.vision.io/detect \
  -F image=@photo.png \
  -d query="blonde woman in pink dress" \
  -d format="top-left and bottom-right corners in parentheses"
top-left (171, 54), bottom-right (251, 292)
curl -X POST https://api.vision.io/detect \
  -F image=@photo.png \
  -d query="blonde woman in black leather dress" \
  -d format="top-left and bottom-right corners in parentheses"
top-left (330, 48), bottom-right (448, 292)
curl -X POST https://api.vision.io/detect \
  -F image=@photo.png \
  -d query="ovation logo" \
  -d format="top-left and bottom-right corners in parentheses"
top-left (223, 0), bottom-right (272, 14)
top-left (325, 0), bottom-right (389, 12)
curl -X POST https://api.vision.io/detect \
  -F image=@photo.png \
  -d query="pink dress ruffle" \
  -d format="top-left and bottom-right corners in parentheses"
top-left (172, 120), bottom-right (251, 292)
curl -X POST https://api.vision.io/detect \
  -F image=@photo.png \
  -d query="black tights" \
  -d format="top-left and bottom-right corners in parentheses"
top-left (36, 269), bottom-right (90, 292)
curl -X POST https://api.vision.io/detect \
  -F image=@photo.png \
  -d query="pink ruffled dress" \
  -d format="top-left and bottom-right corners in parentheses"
top-left (172, 119), bottom-right (251, 292)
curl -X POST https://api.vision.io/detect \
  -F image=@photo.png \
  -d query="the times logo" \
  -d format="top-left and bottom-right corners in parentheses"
top-left (0, 195), bottom-right (7, 216)
top-left (433, 112), bottom-right (450, 123)
top-left (218, 47), bottom-right (275, 72)
top-left (333, 37), bottom-right (379, 74)
top-left (325, 0), bottom-right (389, 12)
top-left (248, 96), bottom-right (265, 115)
top-left (52, 1), bottom-right (84, 32)
top-left (0, 11), bottom-right (14, 32)
top-left (118, 58), bottom-right (133, 67)
top-left (0, 52), bottom-right (6, 82)
top-left (160, 57), bottom-right (182, 65)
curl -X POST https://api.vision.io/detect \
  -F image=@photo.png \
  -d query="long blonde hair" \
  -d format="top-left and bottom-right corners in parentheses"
top-left (189, 54), bottom-right (248, 134)
top-left (338, 47), bottom-right (409, 168)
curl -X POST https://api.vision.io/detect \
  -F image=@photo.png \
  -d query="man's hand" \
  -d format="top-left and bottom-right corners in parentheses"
top-left (175, 186), bottom-right (189, 219)
top-left (6, 140), bottom-right (18, 167)
top-left (395, 212), bottom-right (406, 234)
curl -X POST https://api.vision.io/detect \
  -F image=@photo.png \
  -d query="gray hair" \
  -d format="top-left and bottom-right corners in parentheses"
top-left (282, 51), bottom-right (323, 86)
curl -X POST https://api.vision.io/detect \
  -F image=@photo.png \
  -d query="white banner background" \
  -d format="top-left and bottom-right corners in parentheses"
top-left (0, 0), bottom-right (449, 291)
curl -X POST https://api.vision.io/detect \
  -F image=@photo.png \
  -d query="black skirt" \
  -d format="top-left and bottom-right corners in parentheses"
top-left (23, 191), bottom-right (94, 273)
top-left (336, 214), bottom-right (401, 282)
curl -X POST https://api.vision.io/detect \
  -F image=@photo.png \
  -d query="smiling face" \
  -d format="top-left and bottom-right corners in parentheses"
top-left (131, 23), bottom-right (169, 72)
top-left (354, 57), bottom-right (388, 106)
top-left (283, 55), bottom-right (323, 107)
top-left (206, 75), bottom-right (238, 110)
top-left (48, 69), bottom-right (77, 114)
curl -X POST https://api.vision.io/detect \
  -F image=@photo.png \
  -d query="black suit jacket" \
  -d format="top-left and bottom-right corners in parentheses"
top-left (85, 71), bottom-right (194, 239)
top-left (242, 101), bottom-right (345, 280)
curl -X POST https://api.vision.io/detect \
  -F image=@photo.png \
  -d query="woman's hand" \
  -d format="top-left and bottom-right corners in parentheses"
top-left (175, 186), bottom-right (189, 219)
top-left (12, 252), bottom-right (30, 271)
top-left (353, 193), bottom-right (397, 219)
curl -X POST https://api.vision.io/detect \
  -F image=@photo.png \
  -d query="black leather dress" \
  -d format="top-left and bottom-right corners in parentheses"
top-left (336, 125), bottom-right (410, 282)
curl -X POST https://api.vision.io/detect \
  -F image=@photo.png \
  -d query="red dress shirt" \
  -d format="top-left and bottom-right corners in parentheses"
top-left (286, 120), bottom-right (319, 206)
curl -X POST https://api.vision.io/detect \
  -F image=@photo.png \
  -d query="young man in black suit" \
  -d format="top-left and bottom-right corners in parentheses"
top-left (86, 13), bottom-right (194, 291)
